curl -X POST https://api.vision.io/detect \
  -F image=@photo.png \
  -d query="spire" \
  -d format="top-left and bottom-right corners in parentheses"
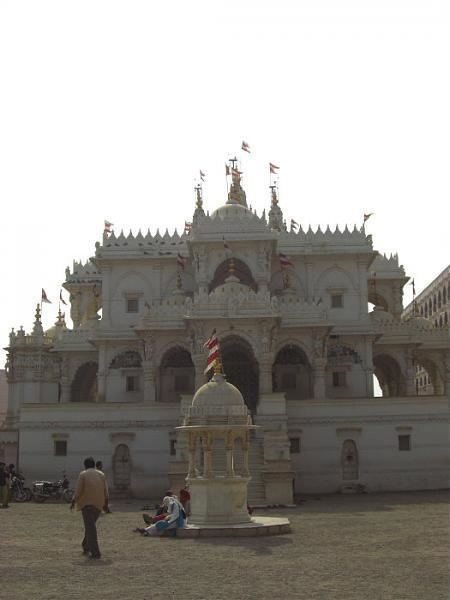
top-left (227, 158), bottom-right (247, 207)
top-left (32, 304), bottom-right (44, 336)
top-left (268, 183), bottom-right (286, 231)
top-left (193, 184), bottom-right (205, 218)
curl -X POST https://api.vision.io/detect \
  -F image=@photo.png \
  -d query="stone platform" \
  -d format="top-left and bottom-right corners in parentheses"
top-left (167, 517), bottom-right (291, 538)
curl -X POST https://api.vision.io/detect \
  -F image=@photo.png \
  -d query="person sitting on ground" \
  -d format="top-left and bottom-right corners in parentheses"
top-left (136, 496), bottom-right (186, 536)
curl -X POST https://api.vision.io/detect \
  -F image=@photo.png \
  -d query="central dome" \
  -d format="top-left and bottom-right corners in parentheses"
top-left (210, 203), bottom-right (253, 220)
top-left (192, 372), bottom-right (245, 408)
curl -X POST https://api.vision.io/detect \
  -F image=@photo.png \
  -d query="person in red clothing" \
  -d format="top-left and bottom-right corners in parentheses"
top-left (179, 485), bottom-right (190, 516)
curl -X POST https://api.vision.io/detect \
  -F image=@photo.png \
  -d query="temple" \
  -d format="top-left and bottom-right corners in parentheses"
top-left (2, 163), bottom-right (449, 501)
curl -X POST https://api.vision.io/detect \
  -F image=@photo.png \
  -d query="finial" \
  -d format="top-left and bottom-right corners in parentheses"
top-left (195, 184), bottom-right (203, 210)
top-left (270, 184), bottom-right (278, 206)
top-left (32, 304), bottom-right (44, 336)
top-left (283, 271), bottom-right (290, 289)
top-left (214, 355), bottom-right (224, 376)
top-left (176, 272), bottom-right (182, 290)
top-left (228, 257), bottom-right (235, 276)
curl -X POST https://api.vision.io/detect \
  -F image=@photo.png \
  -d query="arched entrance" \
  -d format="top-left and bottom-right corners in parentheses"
top-left (219, 336), bottom-right (259, 413)
top-left (272, 344), bottom-right (313, 400)
top-left (112, 444), bottom-right (131, 492)
top-left (71, 362), bottom-right (98, 402)
top-left (158, 346), bottom-right (195, 402)
top-left (373, 354), bottom-right (405, 397)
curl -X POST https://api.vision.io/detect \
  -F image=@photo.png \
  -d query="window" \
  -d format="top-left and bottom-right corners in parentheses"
top-left (398, 435), bottom-right (411, 451)
top-left (126, 297), bottom-right (139, 313)
top-left (290, 438), bottom-right (301, 454)
top-left (54, 440), bottom-right (67, 456)
top-left (126, 375), bottom-right (139, 392)
top-left (331, 294), bottom-right (343, 308)
top-left (332, 371), bottom-right (346, 387)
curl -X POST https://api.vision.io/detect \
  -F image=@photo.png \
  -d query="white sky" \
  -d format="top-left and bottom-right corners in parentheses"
top-left (1, 1), bottom-right (449, 364)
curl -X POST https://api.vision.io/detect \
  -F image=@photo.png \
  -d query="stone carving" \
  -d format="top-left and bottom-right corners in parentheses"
top-left (110, 351), bottom-right (142, 369)
top-left (327, 344), bottom-right (361, 364)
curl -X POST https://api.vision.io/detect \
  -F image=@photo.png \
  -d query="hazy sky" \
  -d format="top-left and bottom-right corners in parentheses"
top-left (1, 1), bottom-right (449, 364)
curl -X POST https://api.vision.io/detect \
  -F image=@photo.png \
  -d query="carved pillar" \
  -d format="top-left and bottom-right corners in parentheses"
top-left (143, 359), bottom-right (156, 403)
top-left (225, 431), bottom-right (234, 476)
top-left (392, 283), bottom-right (404, 320)
top-left (97, 345), bottom-right (107, 402)
top-left (241, 432), bottom-right (250, 477)
top-left (405, 349), bottom-right (416, 396)
top-left (313, 358), bottom-right (327, 400)
top-left (203, 433), bottom-right (213, 478)
top-left (60, 357), bottom-right (71, 403)
top-left (357, 260), bottom-right (369, 319)
top-left (259, 354), bottom-right (274, 394)
top-left (188, 433), bottom-right (197, 478)
top-left (363, 336), bottom-right (374, 397)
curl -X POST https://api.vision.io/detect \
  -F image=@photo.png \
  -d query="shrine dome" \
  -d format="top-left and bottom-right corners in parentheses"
top-left (192, 372), bottom-right (245, 408)
top-left (210, 203), bottom-right (253, 220)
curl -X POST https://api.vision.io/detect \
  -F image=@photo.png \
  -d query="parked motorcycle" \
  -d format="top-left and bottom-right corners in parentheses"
top-left (11, 475), bottom-right (32, 502)
top-left (32, 474), bottom-right (73, 503)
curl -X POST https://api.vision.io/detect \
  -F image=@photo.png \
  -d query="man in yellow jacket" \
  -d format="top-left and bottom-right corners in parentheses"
top-left (71, 456), bottom-right (109, 559)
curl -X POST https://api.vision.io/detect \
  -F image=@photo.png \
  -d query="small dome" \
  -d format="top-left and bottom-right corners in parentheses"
top-left (210, 203), bottom-right (253, 220)
top-left (192, 372), bottom-right (245, 408)
top-left (369, 306), bottom-right (394, 323)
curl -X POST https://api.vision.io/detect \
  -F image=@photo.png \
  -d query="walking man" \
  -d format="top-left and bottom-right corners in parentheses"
top-left (71, 456), bottom-right (109, 559)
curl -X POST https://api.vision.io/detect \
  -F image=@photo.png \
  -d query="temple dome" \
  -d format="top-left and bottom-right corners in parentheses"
top-left (210, 203), bottom-right (253, 220)
top-left (192, 372), bottom-right (245, 408)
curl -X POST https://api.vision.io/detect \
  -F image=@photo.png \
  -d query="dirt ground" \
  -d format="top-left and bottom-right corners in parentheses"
top-left (1, 490), bottom-right (448, 600)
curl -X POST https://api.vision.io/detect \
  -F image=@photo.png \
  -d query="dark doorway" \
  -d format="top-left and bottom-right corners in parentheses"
top-left (219, 336), bottom-right (259, 413)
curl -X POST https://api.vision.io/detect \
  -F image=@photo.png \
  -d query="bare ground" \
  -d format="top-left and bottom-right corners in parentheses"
top-left (1, 490), bottom-right (449, 600)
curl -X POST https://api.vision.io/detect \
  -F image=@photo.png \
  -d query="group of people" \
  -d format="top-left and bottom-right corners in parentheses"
top-left (70, 457), bottom-right (192, 560)
top-left (0, 462), bottom-right (18, 508)
top-left (135, 486), bottom-right (191, 537)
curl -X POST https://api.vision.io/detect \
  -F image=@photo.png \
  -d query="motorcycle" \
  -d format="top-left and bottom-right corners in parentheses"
top-left (11, 475), bottom-right (32, 502)
top-left (32, 474), bottom-right (73, 503)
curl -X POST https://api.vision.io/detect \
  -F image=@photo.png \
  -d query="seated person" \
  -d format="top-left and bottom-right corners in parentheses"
top-left (137, 496), bottom-right (186, 536)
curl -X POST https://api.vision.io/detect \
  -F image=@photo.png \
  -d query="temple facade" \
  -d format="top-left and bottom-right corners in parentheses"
top-left (2, 169), bottom-right (449, 501)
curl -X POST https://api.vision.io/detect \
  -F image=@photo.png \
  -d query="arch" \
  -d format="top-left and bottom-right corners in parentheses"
top-left (71, 361), bottom-right (98, 402)
top-left (414, 355), bottom-right (445, 395)
top-left (373, 353), bottom-right (405, 397)
top-left (158, 345), bottom-right (194, 401)
top-left (424, 304), bottom-right (428, 318)
top-left (341, 440), bottom-right (359, 480)
top-left (445, 312), bottom-right (448, 325)
top-left (443, 286), bottom-right (447, 304)
top-left (111, 269), bottom-right (153, 299)
top-left (368, 290), bottom-right (389, 312)
top-left (269, 269), bottom-right (305, 297)
top-left (112, 444), bottom-right (131, 492)
top-left (313, 264), bottom-right (357, 295)
top-left (272, 343), bottom-right (313, 400)
top-left (438, 290), bottom-right (442, 308)
top-left (209, 258), bottom-right (257, 292)
top-left (219, 335), bottom-right (259, 413)
top-left (419, 305), bottom-right (424, 316)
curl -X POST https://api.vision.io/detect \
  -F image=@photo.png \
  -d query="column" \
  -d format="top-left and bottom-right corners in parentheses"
top-left (225, 432), bottom-right (234, 477)
top-left (202, 433), bottom-right (213, 478)
top-left (241, 432), bottom-right (250, 477)
top-left (258, 355), bottom-right (274, 394)
top-left (143, 359), bottom-right (156, 403)
top-left (97, 345), bottom-right (107, 402)
top-left (405, 349), bottom-right (416, 396)
top-left (60, 357), bottom-right (71, 403)
top-left (313, 358), bottom-right (326, 400)
top-left (188, 434), bottom-right (197, 478)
